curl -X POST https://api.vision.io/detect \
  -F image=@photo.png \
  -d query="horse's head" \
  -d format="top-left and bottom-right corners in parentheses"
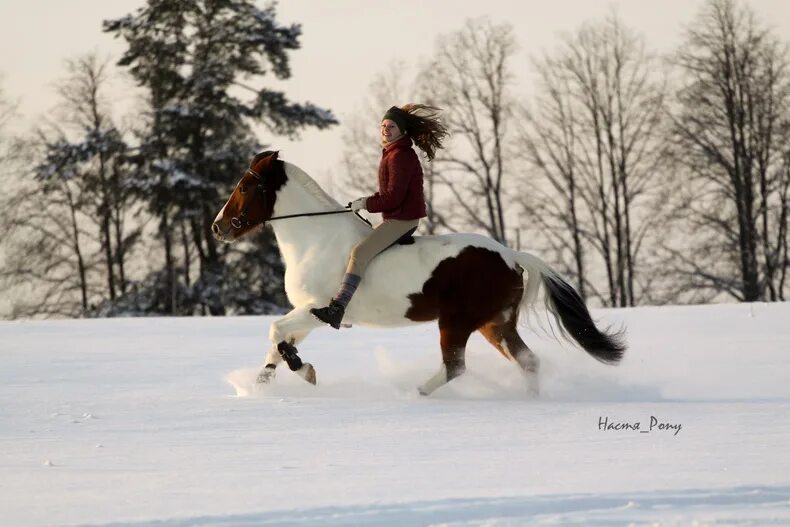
top-left (212, 151), bottom-right (285, 243)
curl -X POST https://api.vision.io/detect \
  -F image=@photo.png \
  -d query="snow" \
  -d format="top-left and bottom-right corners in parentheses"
top-left (1, 302), bottom-right (789, 526)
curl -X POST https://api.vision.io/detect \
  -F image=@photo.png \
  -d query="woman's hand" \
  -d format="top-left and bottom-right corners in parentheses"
top-left (348, 197), bottom-right (368, 212)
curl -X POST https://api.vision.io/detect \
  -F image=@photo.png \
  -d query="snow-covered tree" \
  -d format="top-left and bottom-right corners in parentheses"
top-left (0, 58), bottom-right (138, 318)
top-left (105, 0), bottom-right (338, 315)
top-left (56, 55), bottom-right (135, 301)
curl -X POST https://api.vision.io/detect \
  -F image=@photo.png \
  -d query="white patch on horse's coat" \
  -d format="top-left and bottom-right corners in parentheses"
top-left (270, 162), bottom-right (523, 329)
top-left (354, 233), bottom-right (522, 327)
top-left (263, 344), bottom-right (282, 366)
top-left (214, 202), bottom-right (227, 225)
top-left (267, 305), bottom-right (321, 347)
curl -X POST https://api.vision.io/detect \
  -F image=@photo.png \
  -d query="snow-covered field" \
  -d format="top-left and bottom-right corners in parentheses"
top-left (1, 302), bottom-right (789, 526)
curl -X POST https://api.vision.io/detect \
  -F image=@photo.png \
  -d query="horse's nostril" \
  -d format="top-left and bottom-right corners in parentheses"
top-left (212, 223), bottom-right (220, 235)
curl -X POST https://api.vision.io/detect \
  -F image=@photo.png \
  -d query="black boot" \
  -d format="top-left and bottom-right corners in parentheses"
top-left (310, 299), bottom-right (346, 329)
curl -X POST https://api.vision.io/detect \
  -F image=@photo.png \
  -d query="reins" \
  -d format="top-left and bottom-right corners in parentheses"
top-left (231, 167), bottom-right (373, 229)
top-left (269, 208), bottom-right (373, 227)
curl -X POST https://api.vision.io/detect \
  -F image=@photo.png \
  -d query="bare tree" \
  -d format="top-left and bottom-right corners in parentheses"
top-left (0, 82), bottom-right (96, 318)
top-left (0, 57), bottom-right (139, 318)
top-left (0, 81), bottom-right (22, 316)
top-left (55, 54), bottom-right (134, 300)
top-left (339, 63), bottom-right (409, 199)
top-left (419, 18), bottom-right (519, 244)
top-left (0, 80), bottom-right (14, 165)
top-left (669, 0), bottom-right (790, 301)
top-left (0, 134), bottom-right (98, 317)
top-left (518, 14), bottom-right (669, 306)
top-left (517, 58), bottom-right (589, 298)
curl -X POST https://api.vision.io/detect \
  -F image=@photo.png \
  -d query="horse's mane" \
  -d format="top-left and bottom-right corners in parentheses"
top-left (282, 161), bottom-right (341, 208)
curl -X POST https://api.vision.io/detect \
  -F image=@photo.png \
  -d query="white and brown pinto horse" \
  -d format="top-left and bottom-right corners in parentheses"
top-left (212, 151), bottom-right (625, 395)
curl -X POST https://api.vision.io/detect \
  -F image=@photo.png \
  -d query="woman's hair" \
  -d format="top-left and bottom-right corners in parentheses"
top-left (382, 104), bottom-right (448, 161)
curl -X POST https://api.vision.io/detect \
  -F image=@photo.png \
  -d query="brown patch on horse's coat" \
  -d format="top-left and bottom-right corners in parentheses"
top-left (405, 246), bottom-right (524, 327)
top-left (218, 151), bottom-right (289, 239)
top-left (406, 246), bottom-right (525, 370)
top-left (252, 151), bottom-right (287, 187)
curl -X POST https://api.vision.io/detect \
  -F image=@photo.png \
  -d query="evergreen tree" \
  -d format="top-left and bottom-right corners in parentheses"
top-left (105, 0), bottom-right (337, 315)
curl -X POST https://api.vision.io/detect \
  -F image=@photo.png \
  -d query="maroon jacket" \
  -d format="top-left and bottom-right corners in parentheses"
top-left (365, 136), bottom-right (427, 220)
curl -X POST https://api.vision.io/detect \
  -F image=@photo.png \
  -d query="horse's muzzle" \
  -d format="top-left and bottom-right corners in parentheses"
top-left (212, 222), bottom-right (229, 242)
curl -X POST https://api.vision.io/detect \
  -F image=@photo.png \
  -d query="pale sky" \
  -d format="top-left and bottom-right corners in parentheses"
top-left (1, 0), bottom-right (789, 184)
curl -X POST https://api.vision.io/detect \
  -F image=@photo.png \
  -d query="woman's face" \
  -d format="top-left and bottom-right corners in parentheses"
top-left (380, 119), bottom-right (403, 143)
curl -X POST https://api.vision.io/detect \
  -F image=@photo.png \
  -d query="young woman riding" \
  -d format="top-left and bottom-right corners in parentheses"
top-left (310, 104), bottom-right (448, 329)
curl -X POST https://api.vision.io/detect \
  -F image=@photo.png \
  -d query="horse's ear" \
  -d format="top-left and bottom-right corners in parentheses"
top-left (252, 150), bottom-right (280, 172)
top-left (253, 150), bottom-right (279, 161)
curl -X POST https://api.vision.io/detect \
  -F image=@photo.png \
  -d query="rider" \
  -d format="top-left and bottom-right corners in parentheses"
top-left (310, 104), bottom-right (448, 329)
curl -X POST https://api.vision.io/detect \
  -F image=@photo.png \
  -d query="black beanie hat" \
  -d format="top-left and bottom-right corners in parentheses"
top-left (381, 106), bottom-right (409, 133)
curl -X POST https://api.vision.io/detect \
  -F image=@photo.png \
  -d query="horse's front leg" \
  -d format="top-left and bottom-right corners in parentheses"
top-left (257, 306), bottom-right (322, 385)
top-left (255, 343), bottom-right (284, 384)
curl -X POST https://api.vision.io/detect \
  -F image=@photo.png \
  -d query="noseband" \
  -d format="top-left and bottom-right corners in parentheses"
top-left (229, 167), bottom-right (372, 230)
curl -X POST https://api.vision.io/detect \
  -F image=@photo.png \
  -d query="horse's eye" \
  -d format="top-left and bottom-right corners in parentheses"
top-left (240, 186), bottom-right (248, 194)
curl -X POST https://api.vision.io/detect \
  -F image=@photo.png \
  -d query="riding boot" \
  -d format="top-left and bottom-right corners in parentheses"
top-left (310, 273), bottom-right (361, 329)
top-left (310, 299), bottom-right (346, 329)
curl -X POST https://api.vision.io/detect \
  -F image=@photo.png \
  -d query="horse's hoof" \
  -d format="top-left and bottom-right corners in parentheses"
top-left (296, 363), bottom-right (316, 385)
top-left (256, 364), bottom-right (277, 384)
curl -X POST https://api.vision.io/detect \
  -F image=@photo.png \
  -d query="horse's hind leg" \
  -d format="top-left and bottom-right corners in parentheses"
top-left (419, 322), bottom-right (472, 396)
top-left (479, 317), bottom-right (540, 397)
top-left (508, 329), bottom-right (540, 397)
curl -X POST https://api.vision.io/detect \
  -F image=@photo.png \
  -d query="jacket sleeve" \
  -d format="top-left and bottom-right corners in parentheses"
top-left (365, 149), bottom-right (417, 213)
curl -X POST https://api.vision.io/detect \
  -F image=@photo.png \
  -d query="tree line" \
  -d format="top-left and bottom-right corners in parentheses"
top-left (0, 0), bottom-right (787, 318)
top-left (340, 0), bottom-right (790, 306)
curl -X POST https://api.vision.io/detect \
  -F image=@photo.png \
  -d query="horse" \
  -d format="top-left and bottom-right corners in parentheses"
top-left (212, 151), bottom-right (626, 396)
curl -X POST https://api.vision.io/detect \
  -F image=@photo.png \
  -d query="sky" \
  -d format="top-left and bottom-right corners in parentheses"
top-left (2, 0), bottom-right (789, 187)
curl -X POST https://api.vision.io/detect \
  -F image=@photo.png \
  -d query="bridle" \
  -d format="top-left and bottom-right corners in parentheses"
top-left (229, 168), bottom-right (265, 229)
top-left (229, 167), bottom-right (372, 230)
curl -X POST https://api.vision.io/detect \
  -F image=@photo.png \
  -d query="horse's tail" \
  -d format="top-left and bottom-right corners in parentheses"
top-left (512, 251), bottom-right (626, 365)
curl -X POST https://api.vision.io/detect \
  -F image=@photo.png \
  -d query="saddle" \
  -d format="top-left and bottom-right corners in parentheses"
top-left (395, 226), bottom-right (418, 245)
